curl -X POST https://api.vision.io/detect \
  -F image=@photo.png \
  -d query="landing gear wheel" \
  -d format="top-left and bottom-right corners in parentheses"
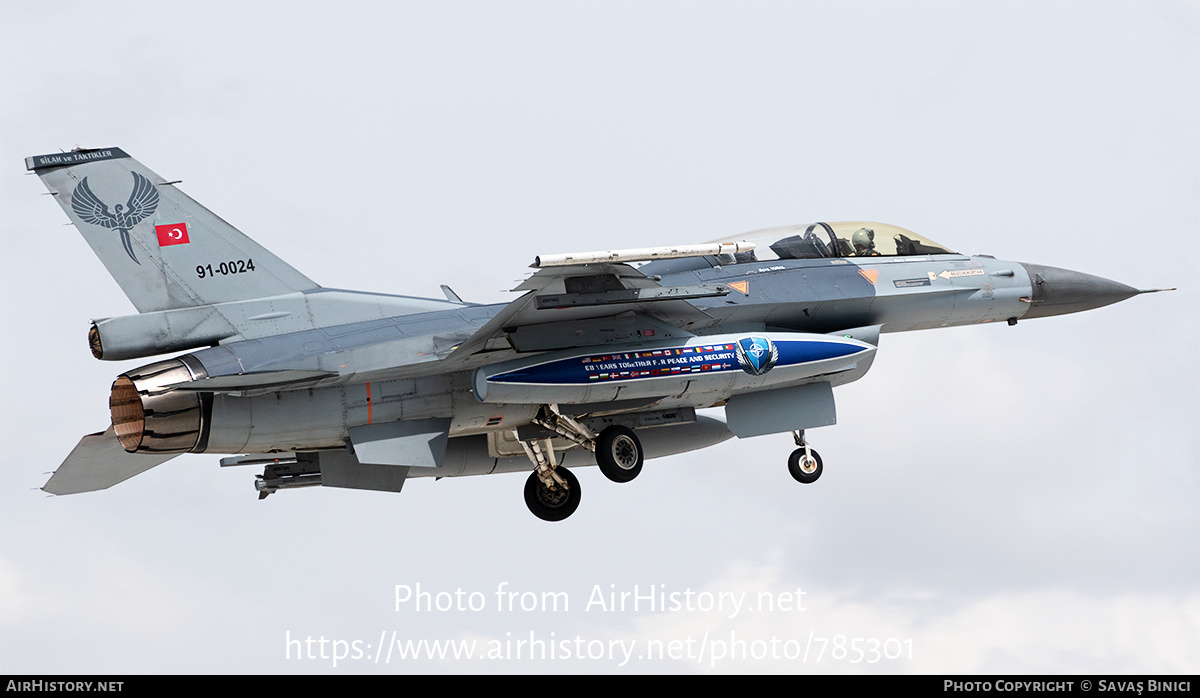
top-left (524, 467), bottom-right (581, 521)
top-left (788, 448), bottom-right (823, 484)
top-left (596, 426), bottom-right (643, 483)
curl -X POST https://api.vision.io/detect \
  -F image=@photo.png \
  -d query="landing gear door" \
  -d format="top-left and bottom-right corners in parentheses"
top-left (724, 382), bottom-right (836, 438)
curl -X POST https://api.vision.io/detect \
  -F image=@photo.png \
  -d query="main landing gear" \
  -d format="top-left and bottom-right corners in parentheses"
top-left (518, 406), bottom-right (645, 521)
top-left (787, 429), bottom-right (823, 484)
top-left (524, 465), bottom-right (581, 522)
top-left (595, 425), bottom-right (643, 483)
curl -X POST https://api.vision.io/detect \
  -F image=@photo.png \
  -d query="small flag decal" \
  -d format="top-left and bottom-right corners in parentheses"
top-left (155, 223), bottom-right (190, 247)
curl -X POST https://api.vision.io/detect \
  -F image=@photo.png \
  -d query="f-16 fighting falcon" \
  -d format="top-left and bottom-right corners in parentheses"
top-left (27, 148), bottom-right (1171, 520)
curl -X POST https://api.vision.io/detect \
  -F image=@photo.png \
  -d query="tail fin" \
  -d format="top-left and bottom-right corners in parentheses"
top-left (27, 148), bottom-right (319, 313)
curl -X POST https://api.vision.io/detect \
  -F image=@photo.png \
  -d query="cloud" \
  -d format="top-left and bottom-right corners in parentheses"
top-left (620, 557), bottom-right (1200, 673)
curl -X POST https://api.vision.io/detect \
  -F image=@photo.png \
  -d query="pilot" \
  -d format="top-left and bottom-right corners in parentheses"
top-left (851, 227), bottom-right (881, 256)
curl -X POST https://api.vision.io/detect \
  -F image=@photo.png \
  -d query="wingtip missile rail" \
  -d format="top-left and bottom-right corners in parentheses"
top-left (531, 241), bottom-right (756, 269)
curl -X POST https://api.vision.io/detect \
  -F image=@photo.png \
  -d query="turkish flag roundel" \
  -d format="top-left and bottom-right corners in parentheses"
top-left (155, 223), bottom-right (190, 246)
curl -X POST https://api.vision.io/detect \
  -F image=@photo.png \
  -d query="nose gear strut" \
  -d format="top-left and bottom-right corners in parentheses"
top-left (788, 429), bottom-right (823, 484)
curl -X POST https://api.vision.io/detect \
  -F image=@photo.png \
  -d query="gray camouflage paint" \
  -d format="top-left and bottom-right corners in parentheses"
top-left (28, 148), bottom-right (1144, 495)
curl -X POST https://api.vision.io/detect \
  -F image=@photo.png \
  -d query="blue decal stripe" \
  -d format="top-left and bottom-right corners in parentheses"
top-left (489, 339), bottom-right (867, 385)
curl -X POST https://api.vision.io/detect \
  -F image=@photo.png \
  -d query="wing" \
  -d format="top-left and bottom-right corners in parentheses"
top-left (70, 176), bottom-right (117, 228)
top-left (188, 263), bottom-right (734, 385)
top-left (120, 172), bottom-right (160, 226)
top-left (122, 256), bottom-right (736, 392)
top-left (444, 261), bottom-right (731, 362)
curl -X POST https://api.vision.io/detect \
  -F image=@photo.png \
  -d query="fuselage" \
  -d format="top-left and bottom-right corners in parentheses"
top-left (27, 141), bottom-right (1157, 505)
top-left (106, 253), bottom-right (1027, 455)
top-left (100, 222), bottom-right (1143, 481)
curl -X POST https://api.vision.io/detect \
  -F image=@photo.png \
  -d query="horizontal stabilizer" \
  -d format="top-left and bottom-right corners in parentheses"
top-left (44, 427), bottom-right (178, 495)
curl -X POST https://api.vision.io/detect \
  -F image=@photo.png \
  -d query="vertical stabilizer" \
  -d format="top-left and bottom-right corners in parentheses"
top-left (27, 148), bottom-right (319, 313)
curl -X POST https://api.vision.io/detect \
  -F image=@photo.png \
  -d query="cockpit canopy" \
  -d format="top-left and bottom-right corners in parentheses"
top-left (719, 222), bottom-right (955, 264)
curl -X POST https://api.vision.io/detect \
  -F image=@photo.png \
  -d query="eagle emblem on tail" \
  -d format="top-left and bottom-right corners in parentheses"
top-left (70, 172), bottom-right (160, 264)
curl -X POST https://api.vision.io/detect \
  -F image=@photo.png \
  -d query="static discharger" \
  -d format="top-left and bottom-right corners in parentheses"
top-left (532, 241), bottom-right (756, 268)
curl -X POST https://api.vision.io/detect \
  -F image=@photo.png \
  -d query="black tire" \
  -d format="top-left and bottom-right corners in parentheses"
top-left (596, 426), bottom-right (643, 483)
top-left (788, 448), bottom-right (823, 484)
top-left (524, 467), bottom-right (581, 521)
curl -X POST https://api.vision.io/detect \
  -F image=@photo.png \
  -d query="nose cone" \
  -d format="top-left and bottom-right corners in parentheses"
top-left (1019, 263), bottom-right (1141, 319)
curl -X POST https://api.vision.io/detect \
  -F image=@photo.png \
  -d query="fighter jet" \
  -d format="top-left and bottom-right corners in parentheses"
top-left (27, 148), bottom-right (1170, 520)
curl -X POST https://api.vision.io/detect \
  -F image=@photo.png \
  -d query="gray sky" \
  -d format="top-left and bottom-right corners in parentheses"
top-left (1, 0), bottom-right (1197, 674)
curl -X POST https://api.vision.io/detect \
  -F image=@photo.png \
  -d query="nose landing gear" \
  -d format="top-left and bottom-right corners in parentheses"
top-left (787, 430), bottom-right (823, 484)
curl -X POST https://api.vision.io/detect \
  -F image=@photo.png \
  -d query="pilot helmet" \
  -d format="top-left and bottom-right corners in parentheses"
top-left (852, 227), bottom-right (876, 253)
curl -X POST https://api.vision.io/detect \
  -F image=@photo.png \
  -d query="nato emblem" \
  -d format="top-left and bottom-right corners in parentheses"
top-left (70, 172), bottom-right (160, 264)
top-left (735, 336), bottom-right (779, 375)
